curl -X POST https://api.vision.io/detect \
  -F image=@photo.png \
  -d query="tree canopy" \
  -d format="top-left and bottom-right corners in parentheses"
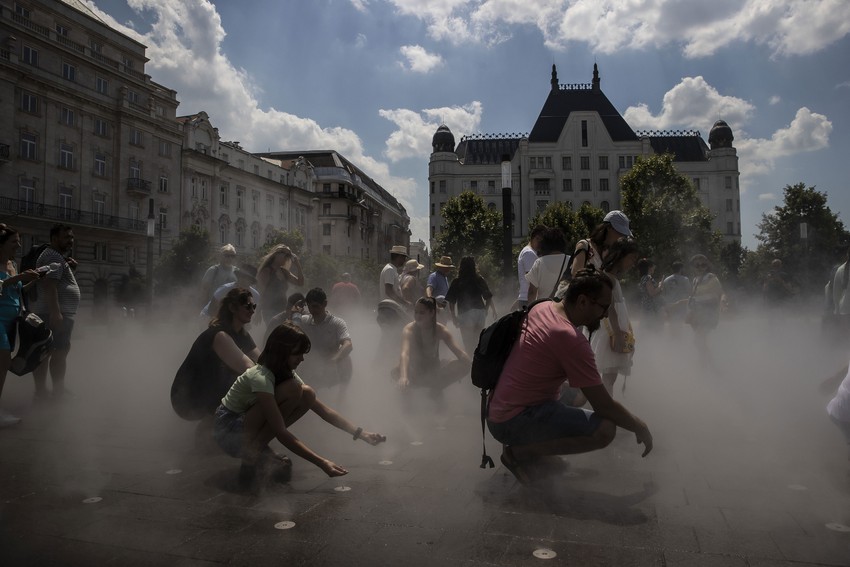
top-left (434, 191), bottom-right (502, 261)
top-left (621, 153), bottom-right (722, 270)
top-left (155, 224), bottom-right (211, 291)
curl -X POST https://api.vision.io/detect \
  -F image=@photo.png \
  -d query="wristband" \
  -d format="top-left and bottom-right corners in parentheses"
top-left (353, 427), bottom-right (362, 441)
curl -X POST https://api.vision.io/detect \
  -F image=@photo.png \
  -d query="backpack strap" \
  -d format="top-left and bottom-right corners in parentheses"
top-left (479, 390), bottom-right (494, 469)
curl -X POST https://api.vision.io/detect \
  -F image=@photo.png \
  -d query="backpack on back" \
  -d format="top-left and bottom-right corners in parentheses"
top-left (19, 243), bottom-right (49, 305)
top-left (471, 299), bottom-right (551, 468)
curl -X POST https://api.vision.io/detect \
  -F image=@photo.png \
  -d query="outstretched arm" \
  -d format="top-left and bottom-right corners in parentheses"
top-left (583, 384), bottom-right (653, 457)
top-left (440, 324), bottom-right (471, 364)
top-left (310, 397), bottom-right (386, 445)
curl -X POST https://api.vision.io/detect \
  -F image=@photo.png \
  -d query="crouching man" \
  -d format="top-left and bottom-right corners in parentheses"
top-left (486, 268), bottom-right (653, 483)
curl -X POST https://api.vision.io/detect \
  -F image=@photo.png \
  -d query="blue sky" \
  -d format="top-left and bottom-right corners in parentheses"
top-left (84, 0), bottom-right (850, 250)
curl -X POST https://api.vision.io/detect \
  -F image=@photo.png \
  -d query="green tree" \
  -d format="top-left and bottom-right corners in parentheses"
top-left (754, 182), bottom-right (850, 292)
top-left (529, 202), bottom-right (585, 250)
top-left (621, 153), bottom-right (722, 269)
top-left (155, 224), bottom-right (211, 291)
top-left (576, 202), bottom-right (605, 237)
top-left (434, 191), bottom-right (502, 262)
top-left (256, 229), bottom-right (305, 260)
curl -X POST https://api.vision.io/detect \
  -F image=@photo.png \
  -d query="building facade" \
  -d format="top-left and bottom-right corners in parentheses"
top-left (257, 150), bottom-right (411, 264)
top-left (429, 64), bottom-right (741, 249)
top-left (0, 0), bottom-right (182, 304)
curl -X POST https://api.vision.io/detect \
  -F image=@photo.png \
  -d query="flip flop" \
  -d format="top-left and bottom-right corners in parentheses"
top-left (500, 448), bottom-right (531, 485)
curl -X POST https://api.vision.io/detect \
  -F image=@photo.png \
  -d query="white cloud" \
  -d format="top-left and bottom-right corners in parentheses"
top-left (383, 0), bottom-right (850, 57)
top-left (379, 102), bottom-right (483, 161)
top-left (758, 193), bottom-right (777, 201)
top-left (836, 81), bottom-right (850, 90)
top-left (354, 33), bottom-right (368, 49)
top-left (623, 76), bottom-right (755, 131)
top-left (349, 0), bottom-right (369, 12)
top-left (398, 45), bottom-right (444, 73)
top-left (769, 95), bottom-right (781, 105)
top-left (84, 0), bottom-right (427, 238)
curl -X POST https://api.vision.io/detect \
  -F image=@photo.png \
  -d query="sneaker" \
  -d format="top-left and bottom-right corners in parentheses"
top-left (0, 410), bottom-right (22, 428)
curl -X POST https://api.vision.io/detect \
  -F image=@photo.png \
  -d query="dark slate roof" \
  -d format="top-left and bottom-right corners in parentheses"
top-left (455, 137), bottom-right (523, 165)
top-left (643, 134), bottom-right (709, 162)
top-left (529, 86), bottom-right (639, 143)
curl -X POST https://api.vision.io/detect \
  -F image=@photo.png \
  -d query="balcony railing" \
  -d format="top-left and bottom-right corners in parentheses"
top-left (90, 50), bottom-right (119, 69)
top-left (126, 177), bottom-right (151, 195)
top-left (12, 13), bottom-right (50, 37)
top-left (0, 197), bottom-right (147, 234)
top-left (57, 35), bottom-right (85, 53)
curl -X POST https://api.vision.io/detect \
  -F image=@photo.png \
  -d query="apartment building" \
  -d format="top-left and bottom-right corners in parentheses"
top-left (0, 0), bottom-right (181, 303)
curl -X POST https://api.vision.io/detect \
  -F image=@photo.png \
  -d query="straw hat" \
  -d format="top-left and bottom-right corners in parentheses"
top-left (434, 256), bottom-right (455, 268)
top-left (403, 258), bottom-right (425, 274)
top-left (389, 245), bottom-right (408, 256)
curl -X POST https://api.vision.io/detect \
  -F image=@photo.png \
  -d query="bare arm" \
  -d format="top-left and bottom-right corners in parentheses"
top-left (212, 331), bottom-right (255, 374)
top-left (397, 323), bottom-right (415, 387)
top-left (570, 244), bottom-right (589, 278)
top-left (284, 255), bottom-right (305, 286)
top-left (254, 392), bottom-right (347, 476)
top-left (42, 278), bottom-right (62, 325)
top-left (331, 338), bottom-right (353, 362)
top-left (582, 384), bottom-right (653, 456)
top-left (310, 397), bottom-right (386, 445)
top-left (527, 283), bottom-right (539, 303)
top-left (439, 323), bottom-right (471, 364)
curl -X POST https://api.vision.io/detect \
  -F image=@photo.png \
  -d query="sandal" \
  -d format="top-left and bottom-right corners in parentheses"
top-left (500, 446), bottom-right (531, 485)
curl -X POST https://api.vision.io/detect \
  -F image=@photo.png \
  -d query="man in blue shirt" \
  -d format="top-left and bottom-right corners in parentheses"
top-left (425, 256), bottom-right (454, 301)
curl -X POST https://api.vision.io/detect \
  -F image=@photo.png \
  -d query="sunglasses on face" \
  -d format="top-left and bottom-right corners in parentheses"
top-left (242, 303), bottom-right (257, 311)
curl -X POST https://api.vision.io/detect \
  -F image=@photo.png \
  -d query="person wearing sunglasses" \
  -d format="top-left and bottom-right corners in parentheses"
top-left (172, 288), bottom-right (263, 449)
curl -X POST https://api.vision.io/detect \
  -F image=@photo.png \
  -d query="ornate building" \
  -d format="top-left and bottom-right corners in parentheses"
top-left (0, 0), bottom-right (182, 303)
top-left (429, 64), bottom-right (741, 249)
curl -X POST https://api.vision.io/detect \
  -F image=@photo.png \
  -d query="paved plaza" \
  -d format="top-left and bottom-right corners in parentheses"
top-left (1, 308), bottom-right (849, 566)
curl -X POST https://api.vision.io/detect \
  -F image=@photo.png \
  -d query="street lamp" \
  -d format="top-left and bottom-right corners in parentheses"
top-left (501, 155), bottom-right (513, 277)
top-left (146, 198), bottom-right (155, 313)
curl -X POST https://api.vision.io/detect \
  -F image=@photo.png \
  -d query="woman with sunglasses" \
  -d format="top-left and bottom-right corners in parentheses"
top-left (172, 288), bottom-right (262, 442)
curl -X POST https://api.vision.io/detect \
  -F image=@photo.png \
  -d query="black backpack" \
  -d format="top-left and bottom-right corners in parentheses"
top-left (10, 312), bottom-right (53, 376)
top-left (20, 244), bottom-right (49, 305)
top-left (471, 298), bottom-right (551, 468)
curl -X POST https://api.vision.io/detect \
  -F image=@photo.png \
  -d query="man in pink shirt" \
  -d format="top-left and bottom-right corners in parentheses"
top-left (487, 268), bottom-right (653, 483)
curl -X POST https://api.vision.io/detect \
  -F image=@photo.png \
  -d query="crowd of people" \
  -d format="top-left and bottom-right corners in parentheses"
top-left (1, 217), bottom-right (848, 490)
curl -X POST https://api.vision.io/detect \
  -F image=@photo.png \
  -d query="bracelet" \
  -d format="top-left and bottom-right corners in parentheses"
top-left (353, 427), bottom-right (362, 441)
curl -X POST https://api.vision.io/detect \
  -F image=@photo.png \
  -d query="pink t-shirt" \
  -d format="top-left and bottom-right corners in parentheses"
top-left (488, 301), bottom-right (602, 423)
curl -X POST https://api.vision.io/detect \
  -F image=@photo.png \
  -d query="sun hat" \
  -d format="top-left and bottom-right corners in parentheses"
top-left (603, 210), bottom-right (632, 237)
top-left (403, 258), bottom-right (425, 273)
top-left (389, 245), bottom-right (408, 256)
top-left (434, 256), bottom-right (455, 268)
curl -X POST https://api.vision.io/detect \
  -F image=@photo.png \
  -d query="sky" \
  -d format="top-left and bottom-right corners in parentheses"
top-left (80, 0), bottom-right (850, 250)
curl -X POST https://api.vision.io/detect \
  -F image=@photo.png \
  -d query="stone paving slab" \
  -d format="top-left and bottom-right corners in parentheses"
top-left (1, 315), bottom-right (849, 566)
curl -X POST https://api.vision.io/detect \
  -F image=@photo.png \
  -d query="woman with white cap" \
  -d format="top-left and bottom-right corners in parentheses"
top-left (569, 210), bottom-right (633, 279)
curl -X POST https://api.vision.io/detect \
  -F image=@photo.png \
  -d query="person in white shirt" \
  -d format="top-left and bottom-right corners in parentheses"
top-left (821, 361), bottom-right (850, 462)
top-left (515, 225), bottom-right (546, 309)
top-left (526, 228), bottom-right (570, 302)
top-left (380, 245), bottom-right (409, 306)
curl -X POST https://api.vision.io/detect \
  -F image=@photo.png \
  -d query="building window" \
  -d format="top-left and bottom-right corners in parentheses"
top-left (430, 181), bottom-right (435, 194)
top-left (581, 120), bottom-right (588, 147)
top-left (323, 203), bottom-right (331, 216)
top-left (279, 198), bottom-right (287, 223)
top-left (580, 179), bottom-right (591, 192)
top-left (20, 91), bottom-right (38, 114)
top-left (601, 201), bottom-right (610, 213)
top-left (219, 223), bottom-right (227, 244)
top-left (692, 177), bottom-right (700, 190)
top-left (20, 180), bottom-right (35, 212)
top-left (726, 198), bottom-right (733, 212)
top-left (252, 227), bottom-right (259, 249)
top-left (725, 176), bottom-right (733, 189)
top-left (59, 187), bottom-right (73, 217)
top-left (55, 23), bottom-right (69, 36)
top-left (599, 178), bottom-right (609, 192)
top-left (61, 106), bottom-right (75, 126)
top-left (323, 224), bottom-right (332, 236)
top-left (236, 189), bottom-right (244, 211)
top-left (562, 179), bottom-right (573, 192)
top-left (129, 129), bottom-right (143, 146)
top-left (159, 209), bottom-right (167, 230)
top-left (96, 76), bottom-right (108, 95)
top-left (95, 118), bottom-right (109, 137)
top-left (627, 156), bottom-right (634, 168)
top-left (488, 180), bottom-right (496, 192)
top-left (129, 202), bottom-right (139, 220)
top-left (266, 196), bottom-right (273, 219)
top-left (127, 90), bottom-right (139, 104)
top-left (16, 4), bottom-right (31, 17)
top-left (191, 177), bottom-right (197, 198)
top-left (252, 192), bottom-right (259, 213)
top-left (59, 144), bottom-right (74, 169)
top-left (220, 185), bottom-right (229, 207)
top-left (20, 132), bottom-right (38, 160)
top-left (599, 156), bottom-right (608, 170)
top-left (439, 180), bottom-right (446, 193)
top-left (201, 180), bottom-right (207, 200)
top-left (158, 140), bottom-right (171, 157)
top-left (533, 179), bottom-right (550, 194)
top-left (235, 225), bottom-right (244, 247)
top-left (253, 165), bottom-right (260, 175)
top-left (323, 183), bottom-right (332, 193)
top-left (93, 197), bottom-right (105, 225)
top-left (22, 45), bottom-right (38, 66)
top-left (90, 40), bottom-right (102, 53)
top-left (62, 62), bottom-right (76, 82)
top-left (94, 153), bottom-right (106, 177)
top-left (562, 156), bottom-right (572, 170)
top-left (727, 221), bottom-right (734, 235)
top-left (159, 175), bottom-right (168, 193)
top-left (580, 156), bottom-right (590, 170)
top-left (94, 242), bottom-right (108, 262)
top-left (736, 199), bottom-right (740, 211)
top-left (129, 160), bottom-right (140, 179)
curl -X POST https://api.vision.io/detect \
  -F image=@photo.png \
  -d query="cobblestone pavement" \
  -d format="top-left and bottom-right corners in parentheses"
top-left (1, 310), bottom-right (849, 566)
